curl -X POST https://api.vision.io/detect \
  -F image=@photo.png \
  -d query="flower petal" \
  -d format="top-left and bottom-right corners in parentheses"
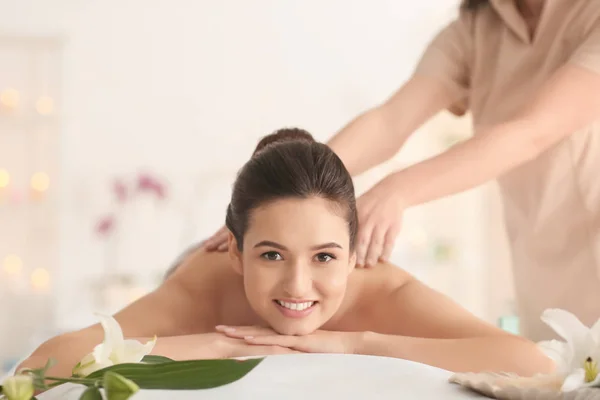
top-left (117, 337), bottom-right (157, 364)
top-left (561, 368), bottom-right (586, 392)
top-left (2, 374), bottom-right (34, 400)
top-left (72, 358), bottom-right (113, 377)
top-left (72, 352), bottom-right (96, 377)
top-left (537, 340), bottom-right (566, 362)
top-left (541, 309), bottom-right (588, 345)
top-left (537, 340), bottom-right (569, 374)
top-left (590, 317), bottom-right (600, 344)
top-left (582, 370), bottom-right (600, 388)
top-left (540, 309), bottom-right (594, 369)
top-left (93, 314), bottom-right (125, 362)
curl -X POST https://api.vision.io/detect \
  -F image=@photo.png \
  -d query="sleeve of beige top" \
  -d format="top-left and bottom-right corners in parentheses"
top-left (413, 10), bottom-right (473, 115)
top-left (568, 19), bottom-right (600, 74)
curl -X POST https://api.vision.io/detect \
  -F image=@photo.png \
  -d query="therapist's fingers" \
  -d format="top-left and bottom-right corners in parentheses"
top-left (356, 189), bottom-right (383, 268)
top-left (204, 226), bottom-right (228, 251)
top-left (380, 222), bottom-right (401, 263)
top-left (355, 224), bottom-right (374, 268)
top-left (365, 225), bottom-right (386, 267)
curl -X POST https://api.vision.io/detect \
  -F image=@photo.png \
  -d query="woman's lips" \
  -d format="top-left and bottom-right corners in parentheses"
top-left (273, 299), bottom-right (318, 318)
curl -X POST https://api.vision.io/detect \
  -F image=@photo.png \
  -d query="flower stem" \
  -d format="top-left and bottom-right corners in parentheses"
top-left (44, 376), bottom-right (98, 386)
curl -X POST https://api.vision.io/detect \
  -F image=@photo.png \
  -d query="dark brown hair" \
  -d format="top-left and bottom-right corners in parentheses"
top-left (462, 0), bottom-right (489, 10)
top-left (226, 128), bottom-right (358, 251)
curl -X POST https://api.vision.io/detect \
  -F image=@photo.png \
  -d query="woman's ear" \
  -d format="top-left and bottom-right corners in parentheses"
top-left (348, 251), bottom-right (357, 274)
top-left (228, 232), bottom-right (243, 275)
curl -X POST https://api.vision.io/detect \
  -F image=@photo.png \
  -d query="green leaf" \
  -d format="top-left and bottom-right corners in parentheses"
top-left (78, 386), bottom-right (103, 400)
top-left (141, 355), bottom-right (173, 364)
top-left (87, 358), bottom-right (264, 390)
top-left (103, 372), bottom-right (139, 400)
top-left (30, 358), bottom-right (57, 376)
top-left (0, 384), bottom-right (3, 394)
top-left (24, 358), bottom-right (58, 390)
top-left (29, 371), bottom-right (49, 391)
top-left (43, 359), bottom-right (57, 373)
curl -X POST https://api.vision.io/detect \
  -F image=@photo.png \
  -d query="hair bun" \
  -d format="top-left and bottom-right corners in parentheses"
top-left (252, 128), bottom-right (316, 156)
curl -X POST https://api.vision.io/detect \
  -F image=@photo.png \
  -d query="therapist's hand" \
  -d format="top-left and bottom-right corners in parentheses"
top-left (204, 225), bottom-right (229, 252)
top-left (356, 174), bottom-right (404, 267)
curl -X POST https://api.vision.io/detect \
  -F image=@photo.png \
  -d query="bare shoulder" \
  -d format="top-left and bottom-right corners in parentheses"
top-left (115, 248), bottom-right (237, 336)
top-left (341, 261), bottom-right (502, 338)
top-left (167, 247), bottom-right (236, 292)
top-left (347, 261), bottom-right (413, 298)
top-left (326, 261), bottom-right (413, 331)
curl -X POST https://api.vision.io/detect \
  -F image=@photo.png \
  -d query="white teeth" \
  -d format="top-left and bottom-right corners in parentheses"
top-left (276, 300), bottom-right (315, 311)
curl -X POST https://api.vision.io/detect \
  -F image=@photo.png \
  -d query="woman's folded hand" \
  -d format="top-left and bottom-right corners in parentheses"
top-left (182, 333), bottom-right (302, 359)
top-left (215, 325), bottom-right (361, 355)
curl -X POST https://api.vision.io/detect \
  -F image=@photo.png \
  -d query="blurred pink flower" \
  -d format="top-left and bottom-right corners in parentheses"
top-left (113, 179), bottom-right (128, 203)
top-left (95, 215), bottom-right (115, 236)
top-left (94, 173), bottom-right (167, 238)
top-left (137, 173), bottom-right (166, 199)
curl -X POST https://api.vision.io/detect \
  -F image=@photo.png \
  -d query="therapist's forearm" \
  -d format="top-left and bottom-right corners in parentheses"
top-left (391, 119), bottom-right (542, 208)
top-left (327, 107), bottom-right (402, 176)
top-left (328, 76), bottom-right (453, 176)
top-left (357, 332), bottom-right (554, 376)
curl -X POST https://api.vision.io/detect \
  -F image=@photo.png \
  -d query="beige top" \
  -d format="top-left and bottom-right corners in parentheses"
top-left (414, 0), bottom-right (600, 341)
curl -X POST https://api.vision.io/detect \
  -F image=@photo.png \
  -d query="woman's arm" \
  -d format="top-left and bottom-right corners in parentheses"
top-left (384, 63), bottom-right (600, 209)
top-left (357, 331), bottom-right (551, 376)
top-left (356, 275), bottom-right (553, 376)
top-left (16, 255), bottom-right (216, 377)
top-left (17, 331), bottom-right (294, 379)
top-left (16, 332), bottom-right (221, 378)
top-left (327, 75), bottom-right (457, 176)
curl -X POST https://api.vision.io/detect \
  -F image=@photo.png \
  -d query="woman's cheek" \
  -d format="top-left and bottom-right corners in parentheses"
top-left (317, 269), bottom-right (348, 292)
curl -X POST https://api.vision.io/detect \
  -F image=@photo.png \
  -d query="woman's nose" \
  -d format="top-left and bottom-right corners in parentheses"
top-left (282, 262), bottom-right (312, 298)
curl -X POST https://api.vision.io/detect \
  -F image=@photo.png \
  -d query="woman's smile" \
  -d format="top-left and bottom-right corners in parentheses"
top-left (274, 299), bottom-right (319, 318)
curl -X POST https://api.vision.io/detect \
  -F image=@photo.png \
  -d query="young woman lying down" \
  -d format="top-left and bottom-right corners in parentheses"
top-left (18, 128), bottom-right (553, 379)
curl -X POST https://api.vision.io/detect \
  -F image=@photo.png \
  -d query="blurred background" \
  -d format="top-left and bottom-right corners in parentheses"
top-left (0, 0), bottom-right (517, 374)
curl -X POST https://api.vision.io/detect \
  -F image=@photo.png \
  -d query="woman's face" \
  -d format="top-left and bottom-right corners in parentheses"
top-left (229, 196), bottom-right (356, 335)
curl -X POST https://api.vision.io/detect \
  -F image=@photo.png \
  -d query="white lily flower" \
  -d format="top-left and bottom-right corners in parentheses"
top-left (537, 308), bottom-right (600, 392)
top-left (72, 314), bottom-right (156, 377)
top-left (1, 374), bottom-right (34, 400)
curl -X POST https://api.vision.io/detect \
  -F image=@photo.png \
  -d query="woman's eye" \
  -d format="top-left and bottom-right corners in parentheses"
top-left (261, 251), bottom-right (283, 261)
top-left (315, 253), bottom-right (335, 263)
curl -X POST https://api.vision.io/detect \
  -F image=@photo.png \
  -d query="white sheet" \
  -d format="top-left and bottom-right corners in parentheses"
top-left (37, 354), bottom-right (485, 400)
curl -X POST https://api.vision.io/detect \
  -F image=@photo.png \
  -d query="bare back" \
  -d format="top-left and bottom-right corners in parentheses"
top-left (116, 248), bottom-right (414, 339)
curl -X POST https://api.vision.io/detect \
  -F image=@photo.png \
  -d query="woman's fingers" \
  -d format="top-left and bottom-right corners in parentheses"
top-left (216, 325), bottom-right (275, 339)
top-left (244, 335), bottom-right (300, 349)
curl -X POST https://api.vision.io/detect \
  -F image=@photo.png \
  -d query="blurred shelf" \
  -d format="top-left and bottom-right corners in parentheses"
top-left (0, 33), bottom-right (63, 375)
